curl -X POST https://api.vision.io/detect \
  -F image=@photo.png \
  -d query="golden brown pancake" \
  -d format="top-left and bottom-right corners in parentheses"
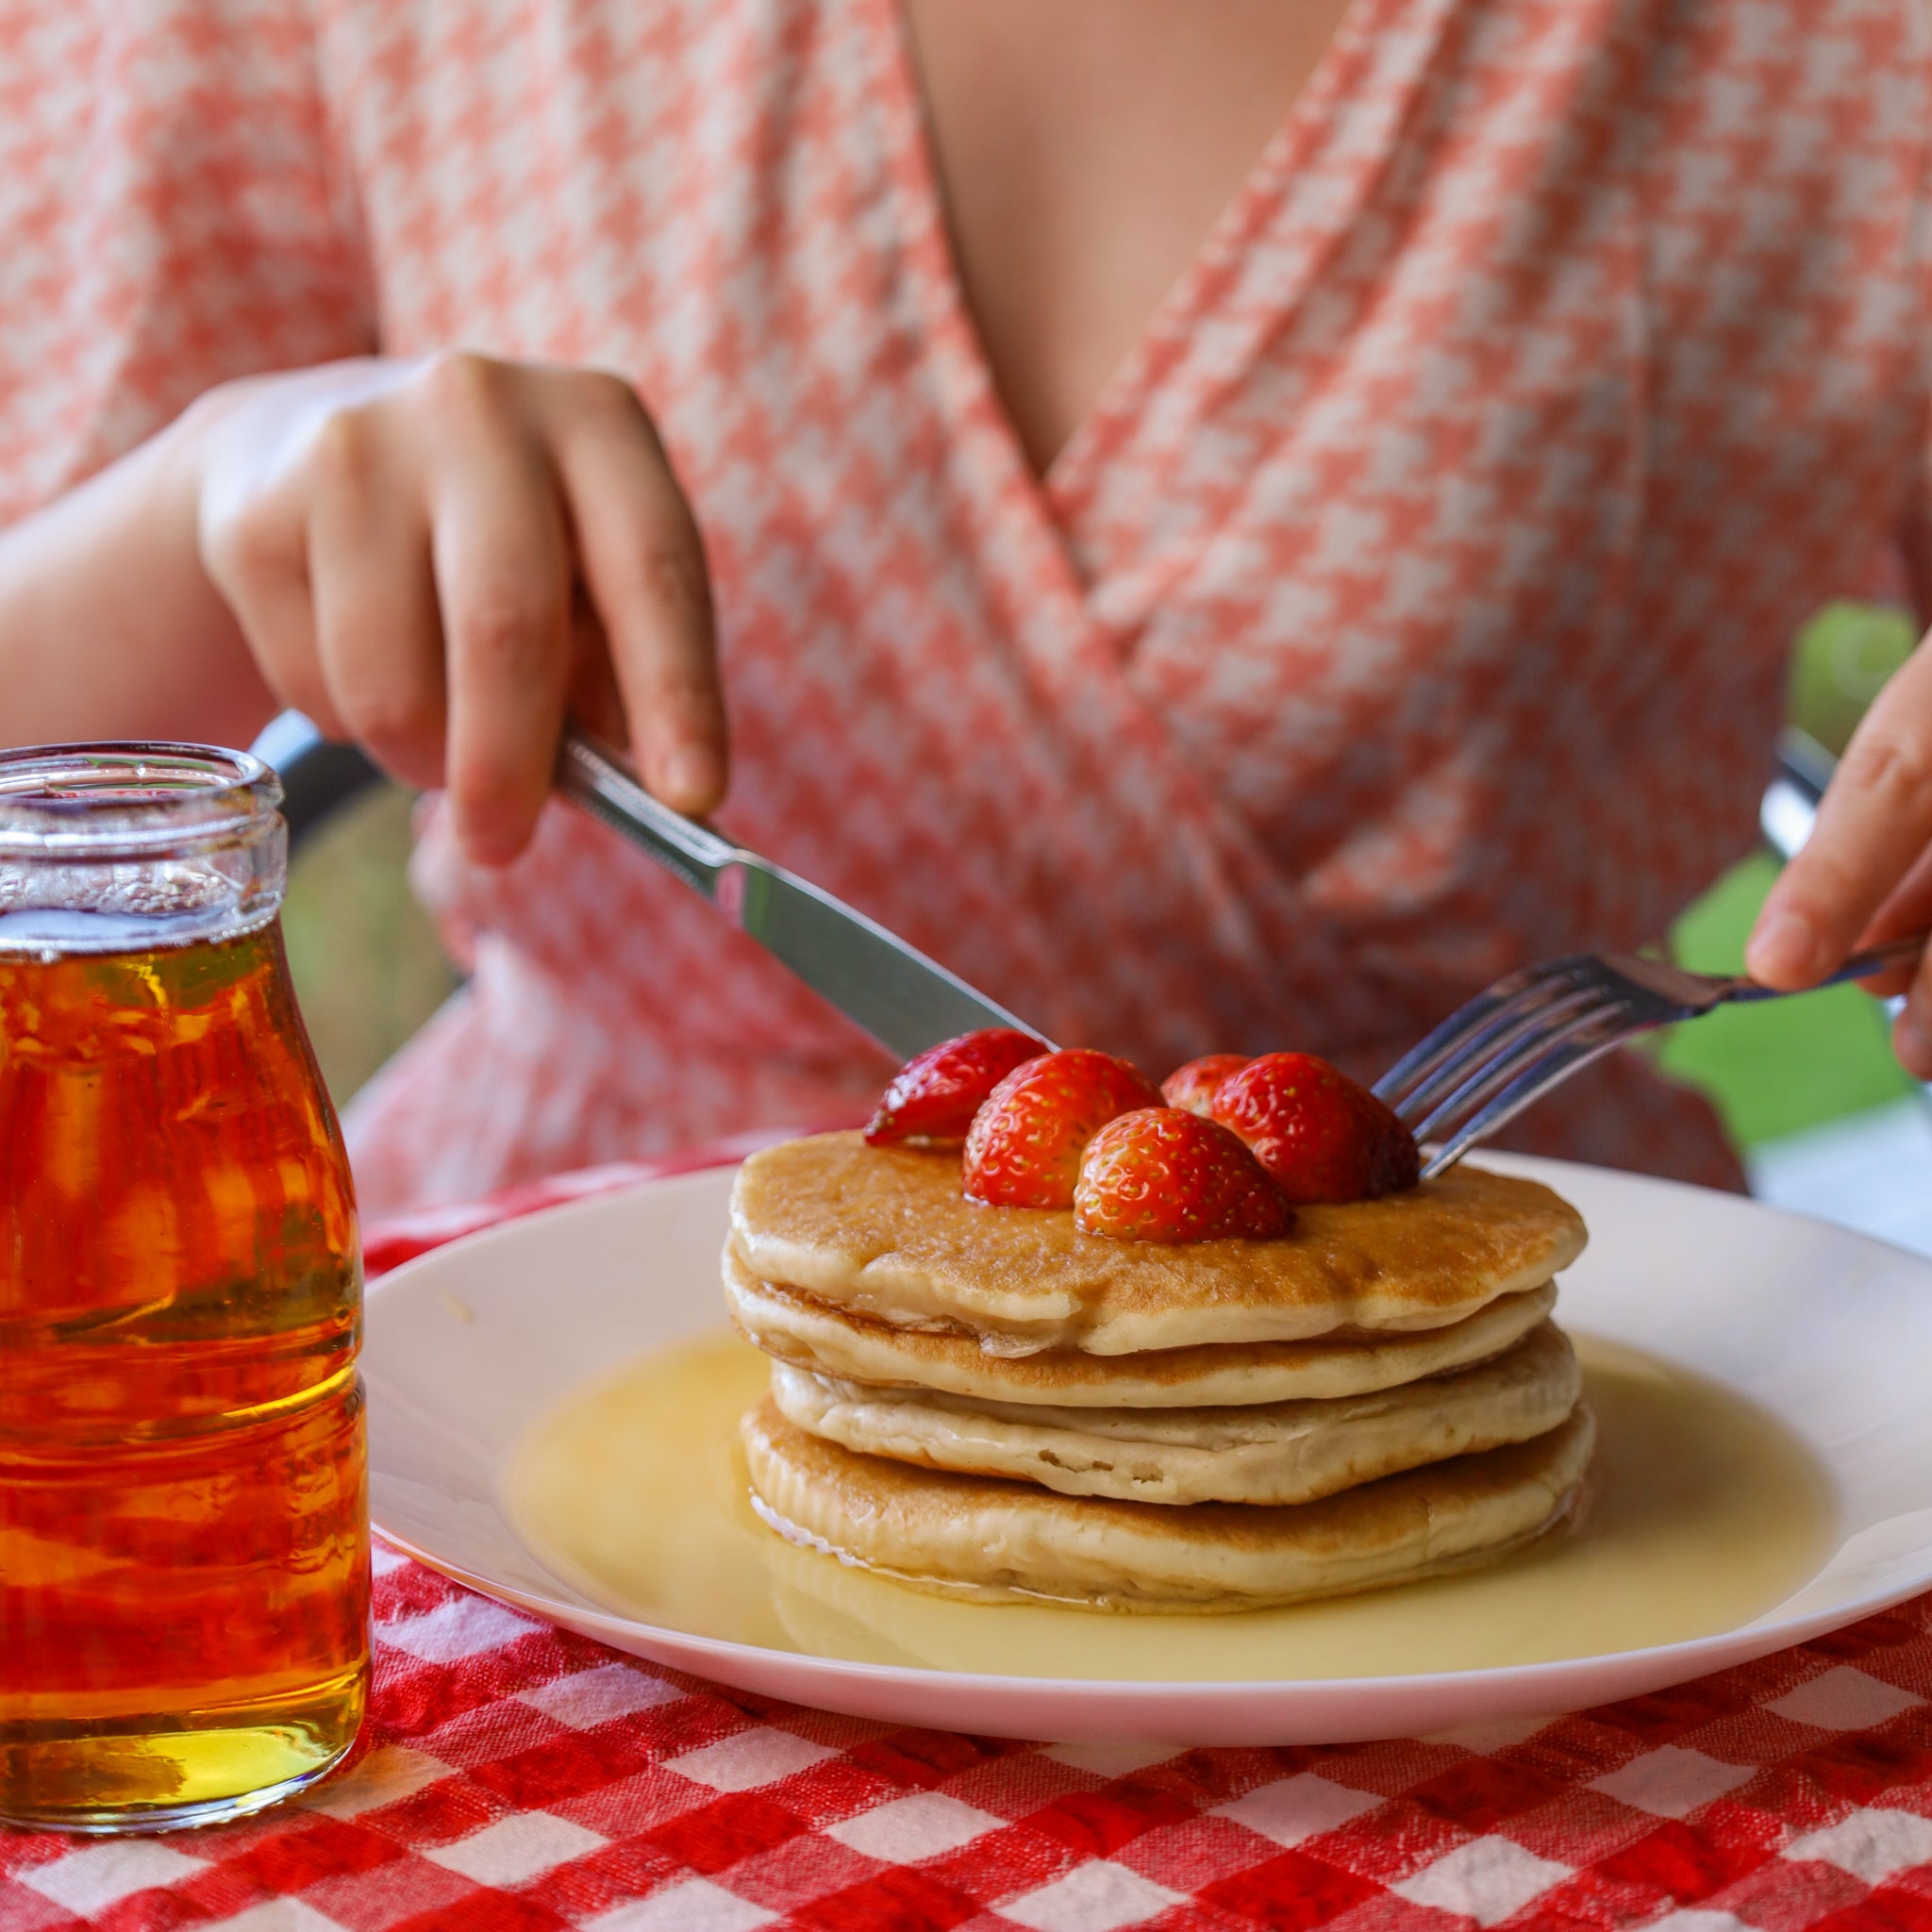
top-left (725, 1256), bottom-right (1559, 1407)
top-left (730, 1132), bottom-right (1587, 1354)
top-left (765, 1320), bottom-right (1581, 1507)
top-left (741, 1396), bottom-right (1595, 1611)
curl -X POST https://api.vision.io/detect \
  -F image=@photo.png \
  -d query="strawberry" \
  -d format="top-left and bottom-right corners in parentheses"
top-left (1160, 1053), bottom-right (1252, 1116)
top-left (1074, 1108), bottom-right (1293, 1242)
top-left (865, 1027), bottom-right (1048, 1146)
top-left (1210, 1052), bottom-right (1420, 1204)
top-left (962, 1048), bottom-right (1162, 1209)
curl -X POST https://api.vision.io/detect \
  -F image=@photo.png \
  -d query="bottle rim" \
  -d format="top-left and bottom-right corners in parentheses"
top-left (0, 741), bottom-right (284, 856)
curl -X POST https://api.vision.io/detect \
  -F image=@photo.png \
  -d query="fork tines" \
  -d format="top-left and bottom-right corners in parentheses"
top-left (1372, 958), bottom-right (1633, 1178)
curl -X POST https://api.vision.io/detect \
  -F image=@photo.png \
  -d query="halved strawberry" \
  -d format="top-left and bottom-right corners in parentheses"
top-left (962, 1048), bottom-right (1162, 1209)
top-left (1160, 1053), bottom-right (1252, 1116)
top-left (1074, 1108), bottom-right (1293, 1242)
top-left (865, 1027), bottom-right (1048, 1147)
top-left (1210, 1052), bottom-right (1420, 1204)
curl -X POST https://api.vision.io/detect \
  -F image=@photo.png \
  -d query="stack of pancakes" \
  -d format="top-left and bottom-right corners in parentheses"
top-left (727, 1131), bottom-right (1594, 1612)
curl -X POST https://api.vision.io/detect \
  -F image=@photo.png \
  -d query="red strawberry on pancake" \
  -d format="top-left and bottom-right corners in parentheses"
top-left (1160, 1053), bottom-right (1252, 1116)
top-left (1211, 1052), bottom-right (1420, 1204)
top-left (1074, 1107), bottom-right (1293, 1242)
top-left (962, 1048), bottom-right (1161, 1210)
top-left (865, 1027), bottom-right (1047, 1147)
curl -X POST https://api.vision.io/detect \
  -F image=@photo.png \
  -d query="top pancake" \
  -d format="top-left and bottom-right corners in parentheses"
top-left (730, 1131), bottom-right (1587, 1355)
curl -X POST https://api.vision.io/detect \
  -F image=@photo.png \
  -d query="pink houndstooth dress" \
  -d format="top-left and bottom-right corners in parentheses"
top-left (5, 0), bottom-right (1929, 1211)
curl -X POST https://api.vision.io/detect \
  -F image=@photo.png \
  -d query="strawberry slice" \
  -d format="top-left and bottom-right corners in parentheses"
top-left (1210, 1052), bottom-right (1420, 1204)
top-left (962, 1048), bottom-right (1162, 1209)
top-left (1074, 1108), bottom-right (1293, 1242)
top-left (865, 1027), bottom-right (1048, 1147)
top-left (1160, 1053), bottom-right (1252, 1116)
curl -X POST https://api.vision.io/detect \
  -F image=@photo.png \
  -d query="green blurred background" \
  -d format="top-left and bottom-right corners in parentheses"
top-left (282, 602), bottom-right (1921, 1147)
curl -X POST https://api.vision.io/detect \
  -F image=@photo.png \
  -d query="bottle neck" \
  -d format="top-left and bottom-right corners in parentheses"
top-left (0, 742), bottom-right (286, 957)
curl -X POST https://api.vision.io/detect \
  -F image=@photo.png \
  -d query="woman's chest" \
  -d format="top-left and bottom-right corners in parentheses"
top-left (896, 0), bottom-right (1353, 476)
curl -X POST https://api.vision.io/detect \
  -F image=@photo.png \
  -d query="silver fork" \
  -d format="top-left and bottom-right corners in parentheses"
top-left (1374, 934), bottom-right (1928, 1178)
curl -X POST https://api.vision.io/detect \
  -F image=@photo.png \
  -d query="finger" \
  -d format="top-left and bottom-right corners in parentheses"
top-left (1897, 955), bottom-right (1932, 1077)
top-left (1852, 841), bottom-right (1932, 999)
top-left (425, 366), bottom-right (575, 864)
top-left (565, 594), bottom-right (629, 748)
top-left (547, 374), bottom-right (726, 814)
top-left (199, 461), bottom-right (342, 738)
top-left (306, 420), bottom-right (447, 791)
top-left (1747, 635), bottom-right (1932, 986)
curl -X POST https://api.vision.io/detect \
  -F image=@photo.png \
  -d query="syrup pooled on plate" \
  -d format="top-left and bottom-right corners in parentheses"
top-left (1, 923), bottom-right (367, 1829)
top-left (508, 1330), bottom-right (1834, 1680)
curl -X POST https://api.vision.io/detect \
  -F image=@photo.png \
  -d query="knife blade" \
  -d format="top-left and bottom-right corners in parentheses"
top-left (557, 731), bottom-right (1048, 1062)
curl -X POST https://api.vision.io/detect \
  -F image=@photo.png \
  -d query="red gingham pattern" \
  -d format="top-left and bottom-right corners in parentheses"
top-left (9, 1541), bottom-right (1932, 1928)
top-left (8, 0), bottom-right (1931, 1214)
top-left (10, 1167), bottom-right (1932, 1931)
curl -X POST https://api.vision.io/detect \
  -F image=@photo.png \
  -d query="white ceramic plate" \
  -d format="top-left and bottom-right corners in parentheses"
top-left (365, 1155), bottom-right (1932, 1744)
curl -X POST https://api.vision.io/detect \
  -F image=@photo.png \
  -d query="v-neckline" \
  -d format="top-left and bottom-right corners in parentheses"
top-left (858, 0), bottom-right (1454, 611)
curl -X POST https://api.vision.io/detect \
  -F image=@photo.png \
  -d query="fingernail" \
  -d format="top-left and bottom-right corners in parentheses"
top-left (1747, 910), bottom-right (1819, 983)
top-left (663, 745), bottom-right (720, 808)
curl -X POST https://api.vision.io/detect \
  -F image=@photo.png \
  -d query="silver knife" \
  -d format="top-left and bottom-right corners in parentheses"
top-left (558, 731), bottom-right (1047, 1061)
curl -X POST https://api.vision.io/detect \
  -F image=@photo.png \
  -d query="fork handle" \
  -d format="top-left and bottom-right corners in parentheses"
top-left (1725, 930), bottom-right (1928, 1004)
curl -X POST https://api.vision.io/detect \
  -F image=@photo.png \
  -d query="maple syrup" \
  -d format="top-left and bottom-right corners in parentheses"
top-left (508, 1327), bottom-right (1834, 1682)
top-left (1, 745), bottom-right (367, 1832)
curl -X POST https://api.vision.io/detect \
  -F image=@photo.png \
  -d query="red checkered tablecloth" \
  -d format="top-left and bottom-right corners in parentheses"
top-left (9, 1162), bottom-right (1932, 1932)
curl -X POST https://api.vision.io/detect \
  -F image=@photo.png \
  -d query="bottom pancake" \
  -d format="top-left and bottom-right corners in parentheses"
top-left (767, 1320), bottom-right (1581, 1507)
top-left (741, 1397), bottom-right (1596, 1612)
